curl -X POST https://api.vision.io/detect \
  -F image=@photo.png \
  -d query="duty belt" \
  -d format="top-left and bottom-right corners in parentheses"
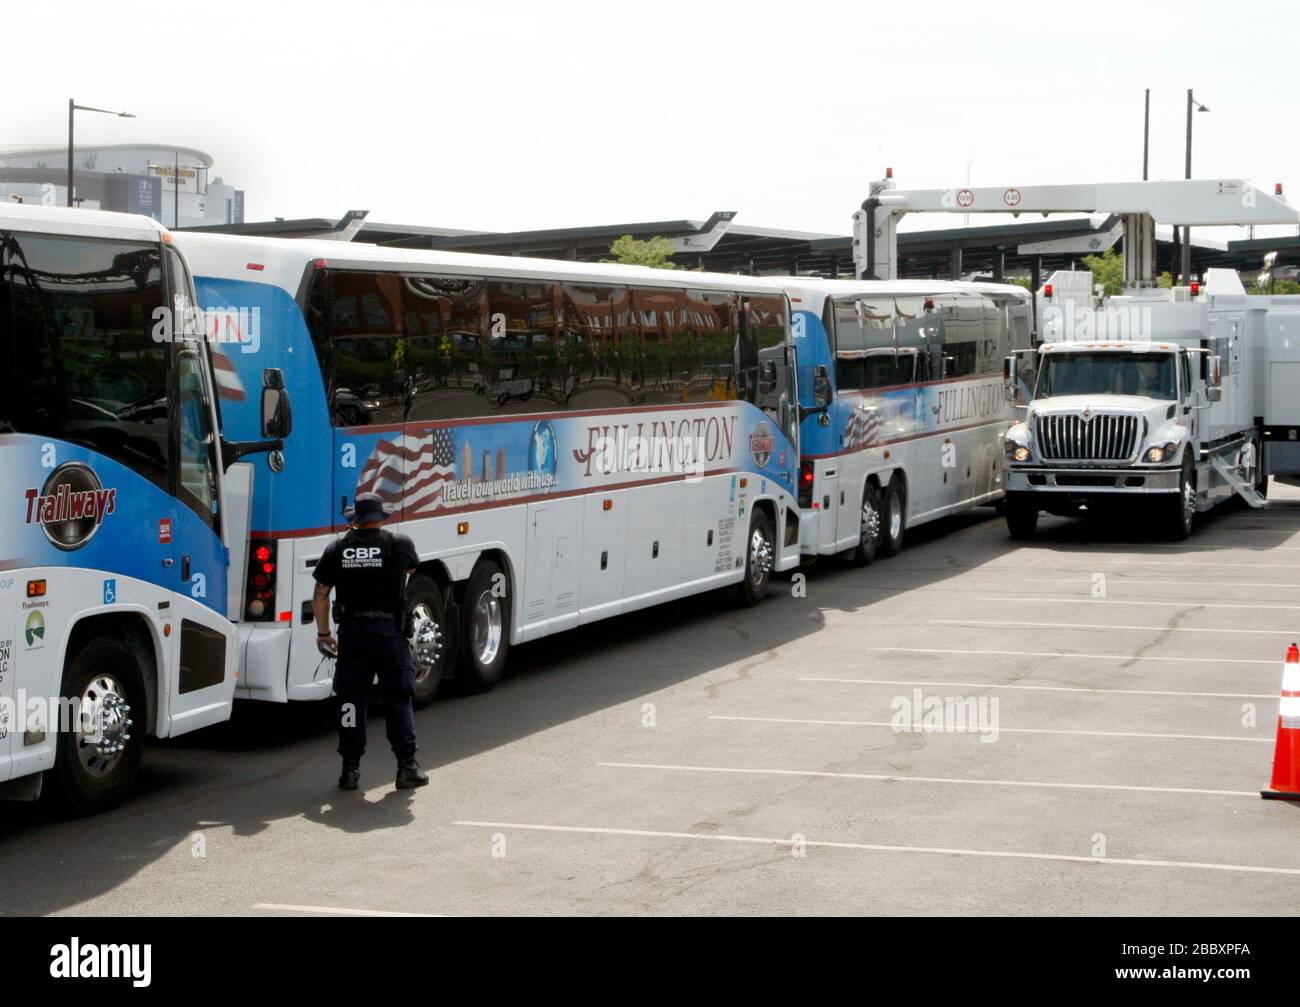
top-left (347, 610), bottom-right (398, 620)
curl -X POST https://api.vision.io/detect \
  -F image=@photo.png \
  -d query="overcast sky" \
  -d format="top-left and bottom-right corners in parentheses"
top-left (7, 0), bottom-right (1298, 240)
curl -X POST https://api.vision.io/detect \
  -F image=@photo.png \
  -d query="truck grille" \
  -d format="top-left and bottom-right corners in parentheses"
top-left (1035, 413), bottom-right (1142, 462)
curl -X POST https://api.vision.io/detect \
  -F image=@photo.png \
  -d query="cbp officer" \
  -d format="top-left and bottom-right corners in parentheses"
top-left (312, 492), bottom-right (428, 791)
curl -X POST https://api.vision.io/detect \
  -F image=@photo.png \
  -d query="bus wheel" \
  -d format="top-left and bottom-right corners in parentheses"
top-left (458, 560), bottom-right (511, 693)
top-left (405, 575), bottom-right (450, 708)
top-left (1005, 493), bottom-right (1039, 540)
top-left (878, 478), bottom-right (906, 557)
top-left (50, 638), bottom-right (145, 816)
top-left (737, 509), bottom-right (775, 607)
top-left (851, 483), bottom-right (881, 566)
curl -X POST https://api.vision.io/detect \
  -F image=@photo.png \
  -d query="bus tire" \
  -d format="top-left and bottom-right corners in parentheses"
top-left (49, 637), bottom-right (146, 816)
top-left (850, 483), bottom-right (881, 566)
top-left (457, 560), bottom-right (511, 693)
top-left (737, 509), bottom-right (775, 607)
top-left (1164, 459), bottom-right (1195, 541)
top-left (878, 478), bottom-right (906, 557)
top-left (405, 575), bottom-right (451, 708)
top-left (1005, 493), bottom-right (1039, 540)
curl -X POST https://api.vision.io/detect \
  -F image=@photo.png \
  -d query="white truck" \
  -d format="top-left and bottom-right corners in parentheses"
top-left (1001, 268), bottom-right (1294, 539)
top-left (851, 173), bottom-right (1300, 540)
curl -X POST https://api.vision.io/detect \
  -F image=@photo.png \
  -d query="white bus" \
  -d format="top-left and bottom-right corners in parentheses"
top-left (175, 233), bottom-right (805, 705)
top-left (785, 278), bottom-right (1033, 562)
top-left (0, 205), bottom-right (290, 812)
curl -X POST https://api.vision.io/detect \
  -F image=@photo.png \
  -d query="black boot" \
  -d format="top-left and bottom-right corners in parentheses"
top-left (339, 756), bottom-right (361, 791)
top-left (395, 757), bottom-right (428, 789)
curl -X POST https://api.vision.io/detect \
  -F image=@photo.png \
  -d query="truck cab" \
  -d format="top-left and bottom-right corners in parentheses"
top-left (1001, 269), bottom-right (1257, 541)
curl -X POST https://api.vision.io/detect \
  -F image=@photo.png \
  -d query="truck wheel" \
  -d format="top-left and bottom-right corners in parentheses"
top-left (1005, 493), bottom-right (1039, 540)
top-left (878, 478), bottom-right (906, 557)
top-left (49, 638), bottom-right (146, 816)
top-left (457, 560), bottom-right (511, 693)
top-left (1166, 459), bottom-right (1195, 540)
top-left (849, 483), bottom-right (881, 566)
top-left (737, 509), bottom-right (775, 606)
top-left (405, 575), bottom-right (450, 708)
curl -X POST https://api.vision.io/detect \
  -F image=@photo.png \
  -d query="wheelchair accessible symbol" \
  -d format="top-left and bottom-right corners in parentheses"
top-left (102, 579), bottom-right (117, 605)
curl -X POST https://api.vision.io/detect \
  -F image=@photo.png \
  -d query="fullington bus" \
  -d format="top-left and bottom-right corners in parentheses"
top-left (785, 278), bottom-right (1033, 562)
top-left (174, 232), bottom-right (804, 706)
top-left (0, 204), bottom-right (290, 813)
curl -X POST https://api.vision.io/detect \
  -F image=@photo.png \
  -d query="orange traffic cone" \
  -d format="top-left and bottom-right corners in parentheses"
top-left (1261, 643), bottom-right (1300, 800)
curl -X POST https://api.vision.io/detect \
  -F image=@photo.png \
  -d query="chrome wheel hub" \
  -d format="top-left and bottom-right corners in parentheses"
top-left (862, 500), bottom-right (880, 545)
top-left (408, 603), bottom-right (444, 684)
top-left (472, 591), bottom-right (503, 666)
top-left (749, 528), bottom-right (773, 587)
top-left (1182, 476), bottom-right (1195, 527)
top-left (77, 675), bottom-right (133, 777)
top-left (888, 504), bottom-right (903, 541)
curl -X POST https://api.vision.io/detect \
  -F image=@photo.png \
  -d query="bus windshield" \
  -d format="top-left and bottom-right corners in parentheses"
top-left (1036, 351), bottom-right (1176, 400)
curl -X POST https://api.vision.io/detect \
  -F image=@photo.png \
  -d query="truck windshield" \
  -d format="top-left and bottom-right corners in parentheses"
top-left (1036, 351), bottom-right (1176, 400)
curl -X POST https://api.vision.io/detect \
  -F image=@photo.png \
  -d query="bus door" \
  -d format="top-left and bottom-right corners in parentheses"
top-left (162, 261), bottom-right (232, 734)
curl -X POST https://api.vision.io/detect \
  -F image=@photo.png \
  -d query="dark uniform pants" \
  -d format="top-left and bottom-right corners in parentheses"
top-left (333, 617), bottom-right (417, 760)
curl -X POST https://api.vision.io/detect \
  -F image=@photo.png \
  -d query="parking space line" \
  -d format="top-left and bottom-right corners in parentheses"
top-left (452, 821), bottom-right (1300, 877)
top-left (866, 646), bottom-right (1274, 665)
top-left (931, 619), bottom-right (1295, 637)
top-left (1020, 578), bottom-right (1300, 590)
top-left (799, 676), bottom-right (1274, 699)
top-left (978, 595), bottom-right (1300, 611)
top-left (252, 903), bottom-right (441, 917)
top-left (597, 761), bottom-right (1257, 797)
top-left (708, 714), bottom-right (1272, 744)
top-left (993, 560), bottom-right (1300, 570)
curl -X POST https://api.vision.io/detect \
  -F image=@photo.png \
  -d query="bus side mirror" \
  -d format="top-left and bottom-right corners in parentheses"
top-left (262, 368), bottom-right (293, 438)
top-left (1003, 355), bottom-right (1018, 402)
top-left (1205, 354), bottom-right (1223, 402)
top-left (813, 364), bottom-right (832, 408)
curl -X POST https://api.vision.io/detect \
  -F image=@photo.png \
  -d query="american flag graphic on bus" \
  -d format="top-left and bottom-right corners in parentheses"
top-left (358, 428), bottom-right (458, 517)
top-left (210, 347), bottom-right (245, 403)
top-left (844, 399), bottom-right (881, 450)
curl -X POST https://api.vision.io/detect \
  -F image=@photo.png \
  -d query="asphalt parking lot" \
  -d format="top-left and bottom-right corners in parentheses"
top-left (2, 487), bottom-right (1299, 917)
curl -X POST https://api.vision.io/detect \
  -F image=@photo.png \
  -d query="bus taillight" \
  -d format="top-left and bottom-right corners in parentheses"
top-left (798, 461), bottom-right (815, 508)
top-left (246, 539), bottom-right (277, 621)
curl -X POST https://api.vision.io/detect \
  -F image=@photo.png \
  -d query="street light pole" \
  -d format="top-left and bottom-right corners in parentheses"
top-left (1142, 88), bottom-right (1150, 181)
top-left (1182, 89), bottom-right (1210, 282)
top-left (66, 99), bottom-right (136, 207)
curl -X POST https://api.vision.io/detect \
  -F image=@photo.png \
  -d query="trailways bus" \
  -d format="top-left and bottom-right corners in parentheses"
top-left (176, 233), bottom-right (804, 706)
top-left (786, 279), bottom-right (1033, 563)
top-left (0, 205), bottom-right (289, 812)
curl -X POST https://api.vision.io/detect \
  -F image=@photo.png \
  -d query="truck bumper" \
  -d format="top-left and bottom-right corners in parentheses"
top-left (1006, 466), bottom-right (1181, 494)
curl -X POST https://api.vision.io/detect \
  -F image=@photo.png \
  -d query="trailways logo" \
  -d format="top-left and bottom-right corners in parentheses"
top-left (24, 464), bottom-right (117, 551)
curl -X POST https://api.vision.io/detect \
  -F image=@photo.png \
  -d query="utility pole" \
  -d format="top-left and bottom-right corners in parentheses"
top-left (1182, 89), bottom-right (1210, 282)
top-left (66, 99), bottom-right (136, 207)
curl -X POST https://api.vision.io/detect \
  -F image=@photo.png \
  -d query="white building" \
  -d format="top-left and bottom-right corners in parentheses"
top-left (0, 143), bottom-right (244, 228)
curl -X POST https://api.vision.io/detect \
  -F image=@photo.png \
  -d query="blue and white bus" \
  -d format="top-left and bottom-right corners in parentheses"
top-left (785, 279), bottom-right (1033, 562)
top-left (0, 205), bottom-right (290, 812)
top-left (176, 233), bottom-right (804, 705)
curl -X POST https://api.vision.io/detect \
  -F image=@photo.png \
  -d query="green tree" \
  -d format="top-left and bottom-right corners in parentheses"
top-left (605, 234), bottom-right (678, 270)
top-left (1080, 247), bottom-right (1125, 297)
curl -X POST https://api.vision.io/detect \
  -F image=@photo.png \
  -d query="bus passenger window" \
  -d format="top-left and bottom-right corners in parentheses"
top-left (563, 283), bottom-right (638, 410)
top-left (402, 274), bottom-right (491, 421)
top-left (329, 271), bottom-right (407, 427)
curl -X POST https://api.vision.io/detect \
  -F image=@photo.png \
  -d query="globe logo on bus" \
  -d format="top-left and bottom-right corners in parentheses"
top-left (529, 420), bottom-right (558, 483)
top-left (749, 421), bottom-right (775, 469)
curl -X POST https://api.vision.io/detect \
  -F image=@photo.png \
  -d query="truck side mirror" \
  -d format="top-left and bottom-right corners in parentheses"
top-left (813, 364), bottom-right (832, 408)
top-left (262, 368), bottom-right (293, 439)
top-left (1205, 354), bottom-right (1223, 402)
top-left (1003, 355), bottom-right (1018, 402)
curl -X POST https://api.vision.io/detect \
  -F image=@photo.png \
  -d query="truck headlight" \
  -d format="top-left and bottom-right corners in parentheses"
top-left (1013, 446), bottom-right (1030, 462)
top-left (1145, 442), bottom-right (1178, 463)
